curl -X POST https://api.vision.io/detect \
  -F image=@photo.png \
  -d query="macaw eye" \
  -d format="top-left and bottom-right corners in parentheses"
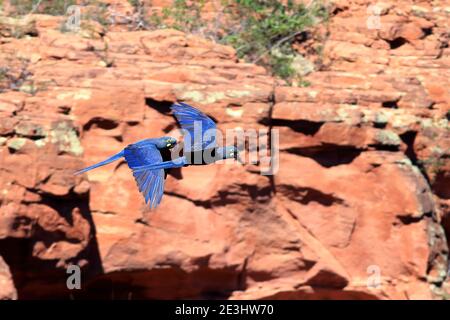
top-left (166, 139), bottom-right (175, 148)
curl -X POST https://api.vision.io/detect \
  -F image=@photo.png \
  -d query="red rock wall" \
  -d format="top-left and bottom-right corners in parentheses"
top-left (0, 0), bottom-right (448, 299)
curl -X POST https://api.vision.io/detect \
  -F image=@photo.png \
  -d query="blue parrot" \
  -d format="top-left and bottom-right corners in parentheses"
top-left (74, 136), bottom-right (177, 208)
top-left (133, 102), bottom-right (241, 175)
top-left (75, 103), bottom-right (240, 209)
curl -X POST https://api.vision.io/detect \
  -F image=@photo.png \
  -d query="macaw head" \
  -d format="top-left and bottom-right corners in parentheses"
top-left (155, 136), bottom-right (177, 149)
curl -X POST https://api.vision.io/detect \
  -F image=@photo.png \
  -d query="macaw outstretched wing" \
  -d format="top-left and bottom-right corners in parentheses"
top-left (171, 102), bottom-right (217, 152)
top-left (124, 143), bottom-right (165, 208)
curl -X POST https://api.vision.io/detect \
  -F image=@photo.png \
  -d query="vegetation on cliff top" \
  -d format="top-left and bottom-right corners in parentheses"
top-left (146, 0), bottom-right (329, 83)
top-left (3, 0), bottom-right (328, 83)
top-left (8, 0), bottom-right (76, 16)
top-left (221, 0), bottom-right (328, 81)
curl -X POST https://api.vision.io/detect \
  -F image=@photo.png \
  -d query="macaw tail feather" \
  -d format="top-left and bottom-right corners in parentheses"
top-left (74, 150), bottom-right (124, 175)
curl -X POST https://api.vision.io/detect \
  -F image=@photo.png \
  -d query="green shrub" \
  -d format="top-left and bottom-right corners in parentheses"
top-left (9, 0), bottom-right (76, 16)
top-left (221, 0), bottom-right (328, 80)
top-left (269, 51), bottom-right (296, 80)
top-left (0, 58), bottom-right (38, 95)
top-left (83, 1), bottom-right (109, 27)
top-left (161, 0), bottom-right (205, 32)
top-left (150, 0), bottom-right (328, 82)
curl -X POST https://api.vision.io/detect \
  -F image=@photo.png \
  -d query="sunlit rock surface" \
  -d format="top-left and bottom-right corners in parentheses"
top-left (0, 0), bottom-right (448, 299)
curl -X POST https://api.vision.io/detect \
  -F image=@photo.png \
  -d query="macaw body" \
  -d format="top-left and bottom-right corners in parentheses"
top-left (75, 103), bottom-right (240, 209)
top-left (75, 136), bottom-right (177, 208)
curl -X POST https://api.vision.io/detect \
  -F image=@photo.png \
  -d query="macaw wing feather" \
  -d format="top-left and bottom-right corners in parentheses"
top-left (124, 141), bottom-right (163, 167)
top-left (132, 169), bottom-right (164, 208)
top-left (171, 102), bottom-right (217, 152)
top-left (124, 143), bottom-right (165, 208)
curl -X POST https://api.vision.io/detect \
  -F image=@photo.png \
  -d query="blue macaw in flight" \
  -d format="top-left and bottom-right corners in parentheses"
top-left (133, 102), bottom-right (241, 174)
top-left (75, 103), bottom-right (240, 209)
top-left (74, 136), bottom-right (177, 208)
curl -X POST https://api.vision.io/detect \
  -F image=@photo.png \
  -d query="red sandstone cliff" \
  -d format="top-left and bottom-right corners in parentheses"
top-left (0, 0), bottom-right (449, 299)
